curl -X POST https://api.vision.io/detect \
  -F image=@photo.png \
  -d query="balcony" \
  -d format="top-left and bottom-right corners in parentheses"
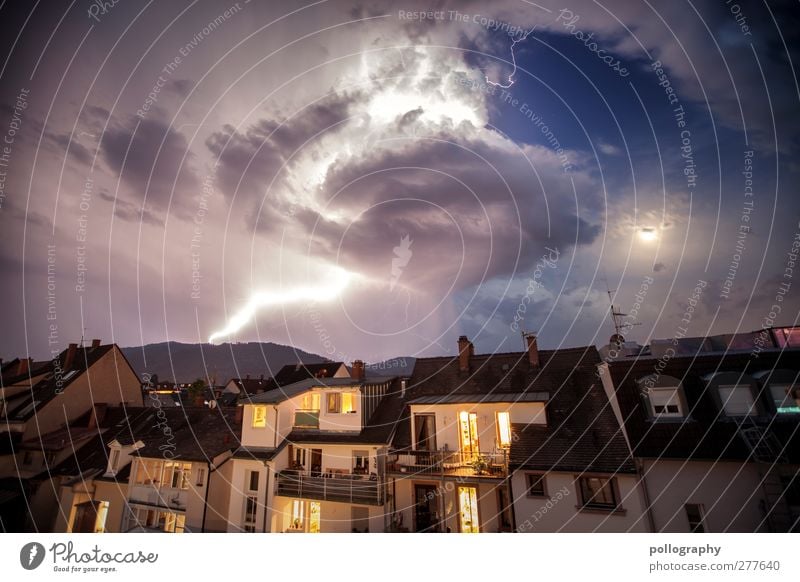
top-left (293, 409), bottom-right (320, 428)
top-left (275, 470), bottom-right (383, 505)
top-left (128, 484), bottom-right (187, 511)
top-left (387, 449), bottom-right (509, 477)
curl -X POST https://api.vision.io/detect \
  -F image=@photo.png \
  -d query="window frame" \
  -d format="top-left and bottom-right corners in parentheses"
top-left (718, 383), bottom-right (758, 417)
top-left (770, 383), bottom-right (800, 414)
top-left (525, 472), bottom-right (547, 498)
top-left (684, 503), bottom-right (705, 533)
top-left (496, 411), bottom-right (512, 448)
top-left (648, 386), bottom-right (685, 418)
top-left (247, 470), bottom-right (260, 492)
top-left (327, 392), bottom-right (341, 414)
top-left (195, 467), bottom-right (206, 487)
top-left (577, 475), bottom-right (619, 511)
top-left (251, 405), bottom-right (267, 428)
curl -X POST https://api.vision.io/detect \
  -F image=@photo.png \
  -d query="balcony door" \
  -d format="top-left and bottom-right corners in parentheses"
top-left (414, 484), bottom-right (439, 532)
top-left (458, 486), bottom-right (480, 533)
top-left (458, 411), bottom-right (480, 461)
top-left (310, 449), bottom-right (322, 477)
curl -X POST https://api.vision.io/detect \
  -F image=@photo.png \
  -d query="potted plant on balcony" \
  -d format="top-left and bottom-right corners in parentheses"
top-left (469, 455), bottom-right (491, 475)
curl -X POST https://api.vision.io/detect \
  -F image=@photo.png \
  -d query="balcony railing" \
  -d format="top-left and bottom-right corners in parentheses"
top-left (275, 470), bottom-right (383, 505)
top-left (387, 449), bottom-right (508, 477)
top-left (293, 409), bottom-right (320, 428)
top-left (128, 485), bottom-right (187, 510)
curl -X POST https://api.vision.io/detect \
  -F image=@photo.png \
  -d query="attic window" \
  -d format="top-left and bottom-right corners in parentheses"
top-left (62, 370), bottom-right (78, 381)
top-left (770, 384), bottom-right (800, 414)
top-left (719, 384), bottom-right (757, 416)
top-left (252, 405), bottom-right (267, 428)
top-left (647, 387), bottom-right (684, 418)
top-left (15, 400), bottom-right (40, 418)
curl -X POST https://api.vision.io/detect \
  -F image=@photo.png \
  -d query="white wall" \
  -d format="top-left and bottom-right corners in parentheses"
top-left (511, 471), bottom-right (649, 532)
top-left (640, 459), bottom-right (767, 532)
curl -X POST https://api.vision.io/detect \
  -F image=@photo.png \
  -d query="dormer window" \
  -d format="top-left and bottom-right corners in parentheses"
top-left (770, 384), bottom-right (800, 414)
top-left (252, 405), bottom-right (267, 428)
top-left (496, 411), bottom-right (512, 448)
top-left (719, 384), bottom-right (757, 416)
top-left (108, 449), bottom-right (120, 474)
top-left (326, 392), bottom-right (356, 414)
top-left (648, 387), bottom-right (684, 418)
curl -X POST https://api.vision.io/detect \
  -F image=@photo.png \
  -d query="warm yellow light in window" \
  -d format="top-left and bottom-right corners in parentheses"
top-left (252, 405), bottom-right (267, 428)
top-left (497, 411), bottom-right (512, 448)
top-left (342, 392), bottom-right (356, 414)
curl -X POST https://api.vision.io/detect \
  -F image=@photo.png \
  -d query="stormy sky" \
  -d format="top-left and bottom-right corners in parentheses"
top-left (1, 0), bottom-right (799, 363)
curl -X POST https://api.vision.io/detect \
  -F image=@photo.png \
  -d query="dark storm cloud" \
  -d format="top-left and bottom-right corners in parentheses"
top-left (205, 92), bottom-right (361, 200)
top-left (101, 117), bottom-right (199, 213)
top-left (279, 135), bottom-right (600, 290)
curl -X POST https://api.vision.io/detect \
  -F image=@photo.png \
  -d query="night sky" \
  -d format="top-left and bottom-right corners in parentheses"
top-left (1, 0), bottom-right (799, 363)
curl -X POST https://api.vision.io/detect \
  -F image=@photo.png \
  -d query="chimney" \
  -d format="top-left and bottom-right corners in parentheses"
top-left (524, 333), bottom-right (540, 368)
top-left (91, 338), bottom-right (101, 349)
top-left (458, 336), bottom-right (473, 373)
top-left (16, 357), bottom-right (31, 376)
top-left (64, 343), bottom-right (78, 370)
top-left (352, 360), bottom-right (365, 381)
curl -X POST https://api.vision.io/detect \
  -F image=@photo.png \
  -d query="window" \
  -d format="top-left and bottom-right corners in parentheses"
top-left (458, 411), bottom-right (480, 460)
top-left (649, 387), bottom-right (684, 417)
top-left (22, 451), bottom-right (34, 466)
top-left (578, 476), bottom-right (618, 510)
top-left (326, 392), bottom-right (356, 414)
top-left (496, 411), bottom-right (512, 447)
top-left (163, 512), bottom-right (186, 533)
top-left (327, 392), bottom-right (341, 413)
top-left (244, 496), bottom-right (258, 532)
top-left (341, 392), bottom-right (356, 413)
top-left (497, 487), bottom-right (513, 531)
top-left (252, 405), bottom-right (267, 428)
top-left (685, 504), bottom-right (705, 532)
top-left (770, 384), bottom-right (800, 414)
top-left (299, 393), bottom-right (320, 411)
top-left (719, 384), bottom-right (757, 416)
top-left (195, 467), bottom-right (206, 487)
top-left (351, 506), bottom-right (369, 533)
top-left (0, 398), bottom-right (6, 418)
top-left (353, 450), bottom-right (369, 474)
top-left (290, 500), bottom-right (305, 530)
top-left (457, 486), bottom-right (480, 533)
top-left (247, 470), bottom-right (260, 492)
top-left (526, 473), bottom-right (547, 497)
top-left (414, 414), bottom-right (437, 451)
top-left (164, 462), bottom-right (191, 489)
top-left (108, 449), bottom-right (120, 472)
top-left (134, 460), bottom-right (163, 485)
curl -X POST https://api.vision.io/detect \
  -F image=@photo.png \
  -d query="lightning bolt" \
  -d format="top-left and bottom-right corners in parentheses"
top-left (485, 27), bottom-right (536, 89)
top-left (28, 545), bottom-right (38, 566)
top-left (208, 267), bottom-right (352, 343)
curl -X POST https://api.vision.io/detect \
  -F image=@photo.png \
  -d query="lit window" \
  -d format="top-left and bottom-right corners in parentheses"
top-left (685, 504), bottom-right (705, 532)
top-left (457, 486), bottom-right (480, 533)
top-left (578, 476), bottom-right (618, 510)
top-left (252, 405), bottom-right (267, 428)
top-left (719, 384), bottom-right (756, 416)
top-left (526, 473), bottom-right (546, 497)
top-left (300, 393), bottom-right (320, 411)
top-left (649, 387), bottom-right (684, 418)
top-left (341, 392), bottom-right (356, 414)
top-left (327, 392), bottom-right (341, 413)
top-left (291, 500), bottom-right (305, 530)
top-left (164, 462), bottom-right (191, 489)
top-left (770, 384), bottom-right (800, 414)
top-left (496, 411), bottom-right (512, 448)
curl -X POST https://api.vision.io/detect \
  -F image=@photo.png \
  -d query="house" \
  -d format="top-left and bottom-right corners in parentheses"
top-left (386, 335), bottom-right (649, 532)
top-left (221, 361), bottom-right (403, 532)
top-left (599, 327), bottom-right (800, 532)
top-left (120, 406), bottom-right (242, 532)
top-left (0, 341), bottom-right (143, 530)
